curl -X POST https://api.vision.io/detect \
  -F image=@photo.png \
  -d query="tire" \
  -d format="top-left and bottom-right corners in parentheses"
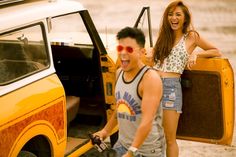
top-left (18, 151), bottom-right (37, 157)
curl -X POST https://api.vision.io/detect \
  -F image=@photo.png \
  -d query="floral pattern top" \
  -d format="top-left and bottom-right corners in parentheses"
top-left (154, 35), bottom-right (189, 74)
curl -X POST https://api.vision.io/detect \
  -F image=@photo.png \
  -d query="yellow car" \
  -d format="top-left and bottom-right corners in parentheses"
top-left (0, 0), bottom-right (116, 156)
top-left (0, 0), bottom-right (234, 157)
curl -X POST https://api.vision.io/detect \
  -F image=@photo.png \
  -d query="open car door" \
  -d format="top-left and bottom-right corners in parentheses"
top-left (134, 7), bottom-right (235, 145)
top-left (177, 58), bottom-right (234, 145)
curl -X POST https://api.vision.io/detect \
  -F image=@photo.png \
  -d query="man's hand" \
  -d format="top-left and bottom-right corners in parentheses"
top-left (93, 129), bottom-right (108, 141)
top-left (122, 151), bottom-right (133, 157)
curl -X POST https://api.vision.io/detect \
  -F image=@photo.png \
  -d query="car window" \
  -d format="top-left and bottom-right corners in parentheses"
top-left (0, 24), bottom-right (49, 84)
top-left (49, 13), bottom-right (93, 46)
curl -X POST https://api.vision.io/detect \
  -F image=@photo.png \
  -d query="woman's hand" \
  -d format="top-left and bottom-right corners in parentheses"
top-left (187, 52), bottom-right (198, 69)
top-left (144, 47), bottom-right (154, 67)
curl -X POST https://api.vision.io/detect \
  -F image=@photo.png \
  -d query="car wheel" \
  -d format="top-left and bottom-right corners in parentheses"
top-left (18, 150), bottom-right (37, 157)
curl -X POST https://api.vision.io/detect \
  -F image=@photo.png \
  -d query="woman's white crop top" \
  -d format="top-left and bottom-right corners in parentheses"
top-left (154, 35), bottom-right (189, 74)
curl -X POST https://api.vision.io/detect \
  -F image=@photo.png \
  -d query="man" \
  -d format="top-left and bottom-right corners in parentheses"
top-left (96, 27), bottom-right (164, 157)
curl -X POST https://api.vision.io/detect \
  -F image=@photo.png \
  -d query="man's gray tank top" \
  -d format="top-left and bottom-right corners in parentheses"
top-left (115, 66), bottom-right (165, 156)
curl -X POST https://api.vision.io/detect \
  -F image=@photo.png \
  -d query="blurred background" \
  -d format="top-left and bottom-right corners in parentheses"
top-left (78, 0), bottom-right (236, 156)
top-left (79, 0), bottom-right (236, 56)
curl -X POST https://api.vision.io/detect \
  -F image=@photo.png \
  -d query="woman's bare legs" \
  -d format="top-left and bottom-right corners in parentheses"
top-left (163, 110), bottom-right (180, 157)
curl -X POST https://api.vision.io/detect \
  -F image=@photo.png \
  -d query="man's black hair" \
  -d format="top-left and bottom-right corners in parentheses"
top-left (116, 27), bottom-right (145, 48)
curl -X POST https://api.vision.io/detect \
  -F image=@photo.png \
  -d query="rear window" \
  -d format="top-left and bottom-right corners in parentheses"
top-left (0, 23), bottom-right (49, 84)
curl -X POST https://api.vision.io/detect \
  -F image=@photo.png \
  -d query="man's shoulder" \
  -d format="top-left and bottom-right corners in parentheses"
top-left (144, 67), bottom-right (161, 79)
top-left (142, 67), bottom-right (162, 86)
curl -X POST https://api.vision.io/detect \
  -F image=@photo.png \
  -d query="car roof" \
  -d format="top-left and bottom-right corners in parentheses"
top-left (0, 0), bottom-right (85, 32)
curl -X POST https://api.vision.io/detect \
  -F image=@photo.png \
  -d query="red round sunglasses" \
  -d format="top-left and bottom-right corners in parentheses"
top-left (116, 45), bottom-right (134, 53)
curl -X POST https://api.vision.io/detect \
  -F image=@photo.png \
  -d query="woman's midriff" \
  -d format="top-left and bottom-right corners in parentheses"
top-left (157, 71), bottom-right (181, 78)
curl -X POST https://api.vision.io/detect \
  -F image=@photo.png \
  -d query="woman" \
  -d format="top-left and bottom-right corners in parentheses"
top-left (152, 1), bottom-right (221, 157)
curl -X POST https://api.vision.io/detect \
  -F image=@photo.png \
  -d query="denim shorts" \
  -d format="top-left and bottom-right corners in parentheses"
top-left (161, 78), bottom-right (182, 113)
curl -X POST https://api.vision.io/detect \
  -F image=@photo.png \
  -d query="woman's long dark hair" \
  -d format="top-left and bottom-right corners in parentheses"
top-left (153, 0), bottom-right (193, 64)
